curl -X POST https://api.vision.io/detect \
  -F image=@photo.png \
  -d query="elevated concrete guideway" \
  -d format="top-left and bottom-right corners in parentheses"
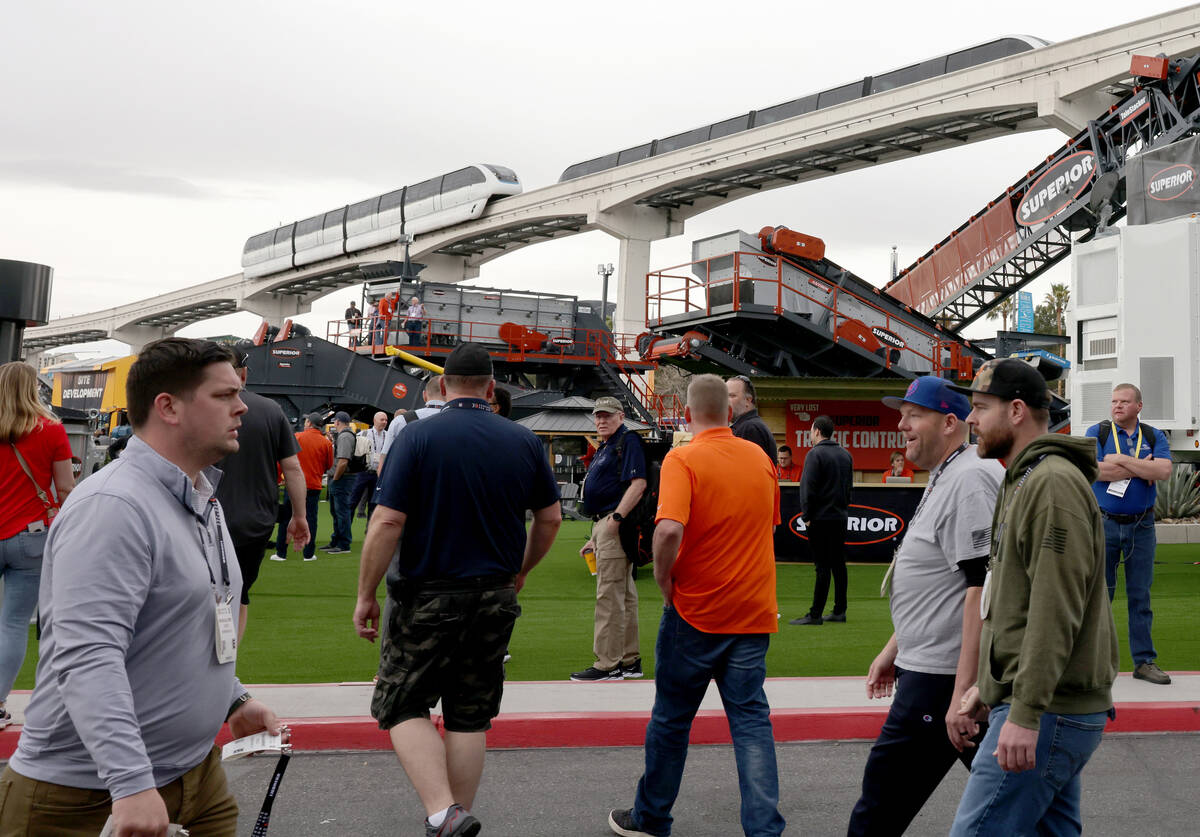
top-left (22, 5), bottom-right (1200, 357)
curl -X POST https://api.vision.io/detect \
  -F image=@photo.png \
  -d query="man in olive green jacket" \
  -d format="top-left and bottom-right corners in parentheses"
top-left (948, 359), bottom-right (1118, 837)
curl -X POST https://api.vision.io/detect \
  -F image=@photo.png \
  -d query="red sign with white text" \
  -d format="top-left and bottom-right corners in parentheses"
top-left (784, 399), bottom-right (905, 472)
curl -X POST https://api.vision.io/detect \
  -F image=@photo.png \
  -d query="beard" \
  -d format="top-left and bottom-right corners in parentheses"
top-left (975, 425), bottom-right (1014, 460)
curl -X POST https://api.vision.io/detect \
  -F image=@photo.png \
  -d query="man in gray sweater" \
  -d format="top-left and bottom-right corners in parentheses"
top-left (0, 338), bottom-right (285, 837)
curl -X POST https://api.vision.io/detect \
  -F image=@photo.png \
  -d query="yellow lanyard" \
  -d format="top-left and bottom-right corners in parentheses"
top-left (1110, 421), bottom-right (1144, 459)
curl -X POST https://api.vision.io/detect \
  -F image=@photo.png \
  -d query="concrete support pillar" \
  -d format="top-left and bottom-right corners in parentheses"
top-left (592, 206), bottom-right (683, 337)
top-left (615, 237), bottom-right (652, 336)
top-left (417, 253), bottom-right (480, 285)
top-left (111, 324), bottom-right (168, 354)
top-left (1038, 88), bottom-right (1116, 135)
top-left (241, 293), bottom-right (312, 326)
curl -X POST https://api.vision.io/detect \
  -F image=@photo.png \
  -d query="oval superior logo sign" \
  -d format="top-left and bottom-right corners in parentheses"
top-left (1147, 163), bottom-right (1197, 202)
top-left (1016, 151), bottom-right (1097, 227)
top-left (789, 504), bottom-right (906, 546)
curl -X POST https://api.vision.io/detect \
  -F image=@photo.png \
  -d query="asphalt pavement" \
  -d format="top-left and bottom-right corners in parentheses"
top-left (226, 732), bottom-right (1200, 836)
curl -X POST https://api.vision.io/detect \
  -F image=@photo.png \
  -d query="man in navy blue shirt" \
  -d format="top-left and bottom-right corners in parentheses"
top-left (574, 397), bottom-right (647, 682)
top-left (1085, 383), bottom-right (1173, 685)
top-left (353, 342), bottom-right (561, 837)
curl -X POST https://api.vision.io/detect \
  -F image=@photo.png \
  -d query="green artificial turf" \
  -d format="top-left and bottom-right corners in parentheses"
top-left (11, 516), bottom-right (1200, 688)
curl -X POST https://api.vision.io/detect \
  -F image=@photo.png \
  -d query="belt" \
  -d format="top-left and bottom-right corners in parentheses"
top-left (1101, 508), bottom-right (1154, 524)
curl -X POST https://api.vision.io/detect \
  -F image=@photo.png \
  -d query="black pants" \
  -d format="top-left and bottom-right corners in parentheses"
top-left (806, 518), bottom-right (847, 617)
top-left (847, 667), bottom-right (985, 836)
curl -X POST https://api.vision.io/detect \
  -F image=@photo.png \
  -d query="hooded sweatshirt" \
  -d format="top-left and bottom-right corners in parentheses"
top-left (977, 433), bottom-right (1118, 730)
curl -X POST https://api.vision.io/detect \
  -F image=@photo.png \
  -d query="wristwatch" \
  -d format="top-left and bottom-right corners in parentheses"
top-left (612, 512), bottom-right (624, 522)
top-left (226, 692), bottom-right (253, 721)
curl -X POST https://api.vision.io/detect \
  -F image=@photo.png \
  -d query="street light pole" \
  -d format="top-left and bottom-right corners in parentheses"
top-left (597, 262), bottom-right (614, 330)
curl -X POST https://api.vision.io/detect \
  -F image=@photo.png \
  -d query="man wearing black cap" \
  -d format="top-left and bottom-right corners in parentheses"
top-left (848, 377), bottom-right (1003, 836)
top-left (321, 410), bottom-right (357, 555)
top-left (215, 346), bottom-right (309, 642)
top-left (354, 342), bottom-right (561, 837)
top-left (949, 359), bottom-right (1117, 837)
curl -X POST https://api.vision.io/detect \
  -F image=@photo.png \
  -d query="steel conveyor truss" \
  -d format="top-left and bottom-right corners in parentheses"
top-left (886, 54), bottom-right (1200, 331)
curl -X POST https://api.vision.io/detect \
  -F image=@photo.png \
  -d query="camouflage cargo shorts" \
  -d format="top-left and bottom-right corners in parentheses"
top-left (372, 578), bottom-right (520, 733)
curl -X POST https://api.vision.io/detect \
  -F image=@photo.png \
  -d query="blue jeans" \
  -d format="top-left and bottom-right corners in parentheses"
top-left (349, 470), bottom-right (378, 520)
top-left (631, 606), bottom-right (784, 837)
top-left (0, 530), bottom-right (46, 702)
top-left (328, 477), bottom-right (354, 549)
top-left (276, 493), bottom-right (321, 560)
top-left (1103, 515), bottom-right (1157, 665)
top-left (949, 703), bottom-right (1108, 837)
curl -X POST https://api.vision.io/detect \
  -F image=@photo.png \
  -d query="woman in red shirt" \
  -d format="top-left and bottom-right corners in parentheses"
top-left (0, 362), bottom-right (74, 728)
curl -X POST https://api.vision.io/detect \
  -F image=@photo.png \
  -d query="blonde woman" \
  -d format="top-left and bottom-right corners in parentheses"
top-left (0, 362), bottom-right (74, 728)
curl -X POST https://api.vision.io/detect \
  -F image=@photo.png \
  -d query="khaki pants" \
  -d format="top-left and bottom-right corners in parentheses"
top-left (0, 746), bottom-right (237, 836)
top-left (593, 516), bottom-right (639, 671)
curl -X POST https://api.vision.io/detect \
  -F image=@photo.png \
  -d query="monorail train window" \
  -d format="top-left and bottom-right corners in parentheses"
top-left (273, 225), bottom-right (293, 244)
top-left (244, 231), bottom-right (274, 253)
top-left (379, 189), bottom-right (405, 212)
top-left (296, 215), bottom-right (323, 236)
top-left (484, 164), bottom-right (519, 183)
top-left (323, 207), bottom-right (346, 228)
top-left (617, 143), bottom-right (654, 165)
top-left (348, 196), bottom-right (381, 220)
top-left (406, 178), bottom-right (440, 203)
top-left (561, 152), bottom-right (621, 180)
top-left (817, 81), bottom-right (865, 109)
top-left (754, 96), bottom-right (818, 127)
top-left (656, 126), bottom-right (711, 154)
top-left (947, 39), bottom-right (1014, 73)
top-left (872, 57), bottom-right (948, 94)
top-left (442, 167), bottom-right (486, 191)
top-left (710, 114), bottom-right (752, 140)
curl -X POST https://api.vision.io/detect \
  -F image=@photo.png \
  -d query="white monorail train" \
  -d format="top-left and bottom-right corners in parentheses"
top-left (241, 164), bottom-right (522, 279)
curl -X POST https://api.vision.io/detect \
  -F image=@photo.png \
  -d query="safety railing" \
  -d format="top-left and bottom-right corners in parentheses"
top-left (645, 251), bottom-right (975, 379)
top-left (326, 318), bottom-right (685, 425)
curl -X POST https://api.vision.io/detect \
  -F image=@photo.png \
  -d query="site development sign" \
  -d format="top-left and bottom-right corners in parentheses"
top-left (1127, 135), bottom-right (1200, 225)
top-left (783, 399), bottom-right (906, 472)
top-left (59, 370), bottom-right (109, 411)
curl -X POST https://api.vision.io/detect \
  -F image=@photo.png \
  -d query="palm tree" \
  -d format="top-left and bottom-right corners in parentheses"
top-left (987, 295), bottom-right (1017, 332)
top-left (1043, 283), bottom-right (1070, 335)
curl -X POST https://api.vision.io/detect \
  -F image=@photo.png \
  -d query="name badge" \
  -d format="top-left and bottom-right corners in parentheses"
top-left (215, 598), bottom-right (237, 664)
top-left (1107, 479), bottom-right (1131, 498)
top-left (980, 569), bottom-right (992, 620)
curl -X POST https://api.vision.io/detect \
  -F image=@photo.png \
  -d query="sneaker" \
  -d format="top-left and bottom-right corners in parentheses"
top-left (609, 808), bottom-right (657, 837)
top-left (318, 543), bottom-right (339, 551)
top-left (1133, 662), bottom-right (1172, 685)
top-left (425, 803), bottom-right (480, 837)
top-left (622, 659), bottom-right (644, 679)
top-left (322, 546), bottom-right (351, 555)
top-left (303, 554), bottom-right (317, 562)
top-left (789, 614), bottom-right (823, 626)
top-left (0, 706), bottom-right (11, 729)
top-left (823, 612), bottom-right (847, 623)
top-left (269, 553), bottom-right (287, 562)
top-left (570, 665), bottom-right (623, 682)
top-left (503, 653), bottom-right (512, 663)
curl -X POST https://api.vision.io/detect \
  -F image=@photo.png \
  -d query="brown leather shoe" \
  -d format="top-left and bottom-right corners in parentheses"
top-left (1133, 662), bottom-right (1171, 685)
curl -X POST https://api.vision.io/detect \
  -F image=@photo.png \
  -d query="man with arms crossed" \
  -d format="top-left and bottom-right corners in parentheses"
top-left (0, 338), bottom-right (284, 836)
top-left (1085, 383), bottom-right (1173, 685)
top-left (726, 374), bottom-right (777, 461)
top-left (354, 343), bottom-right (561, 837)
top-left (609, 374), bottom-right (785, 837)
top-left (847, 377), bottom-right (1003, 836)
top-left (949, 359), bottom-right (1118, 836)
top-left (790, 415), bottom-right (853, 625)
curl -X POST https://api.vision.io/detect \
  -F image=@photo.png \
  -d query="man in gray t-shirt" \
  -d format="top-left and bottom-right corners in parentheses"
top-left (847, 376), bottom-right (1003, 837)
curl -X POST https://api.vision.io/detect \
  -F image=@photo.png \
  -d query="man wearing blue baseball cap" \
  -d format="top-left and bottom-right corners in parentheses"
top-left (846, 377), bottom-right (1004, 836)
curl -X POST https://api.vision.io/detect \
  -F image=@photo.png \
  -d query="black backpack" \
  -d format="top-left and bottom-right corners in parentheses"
top-left (340, 429), bottom-right (370, 474)
top-left (1096, 420), bottom-right (1158, 455)
top-left (614, 434), bottom-right (669, 568)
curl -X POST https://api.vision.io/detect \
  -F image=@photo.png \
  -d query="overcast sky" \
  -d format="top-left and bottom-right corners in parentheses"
top-left (3, 0), bottom-right (1192, 357)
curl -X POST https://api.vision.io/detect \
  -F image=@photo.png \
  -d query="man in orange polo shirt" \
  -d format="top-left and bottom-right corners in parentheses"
top-left (277, 413), bottom-right (333, 562)
top-left (608, 374), bottom-right (785, 837)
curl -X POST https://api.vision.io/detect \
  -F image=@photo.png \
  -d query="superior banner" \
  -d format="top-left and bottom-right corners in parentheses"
top-left (58, 370), bottom-right (109, 411)
top-left (1127, 135), bottom-right (1200, 225)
